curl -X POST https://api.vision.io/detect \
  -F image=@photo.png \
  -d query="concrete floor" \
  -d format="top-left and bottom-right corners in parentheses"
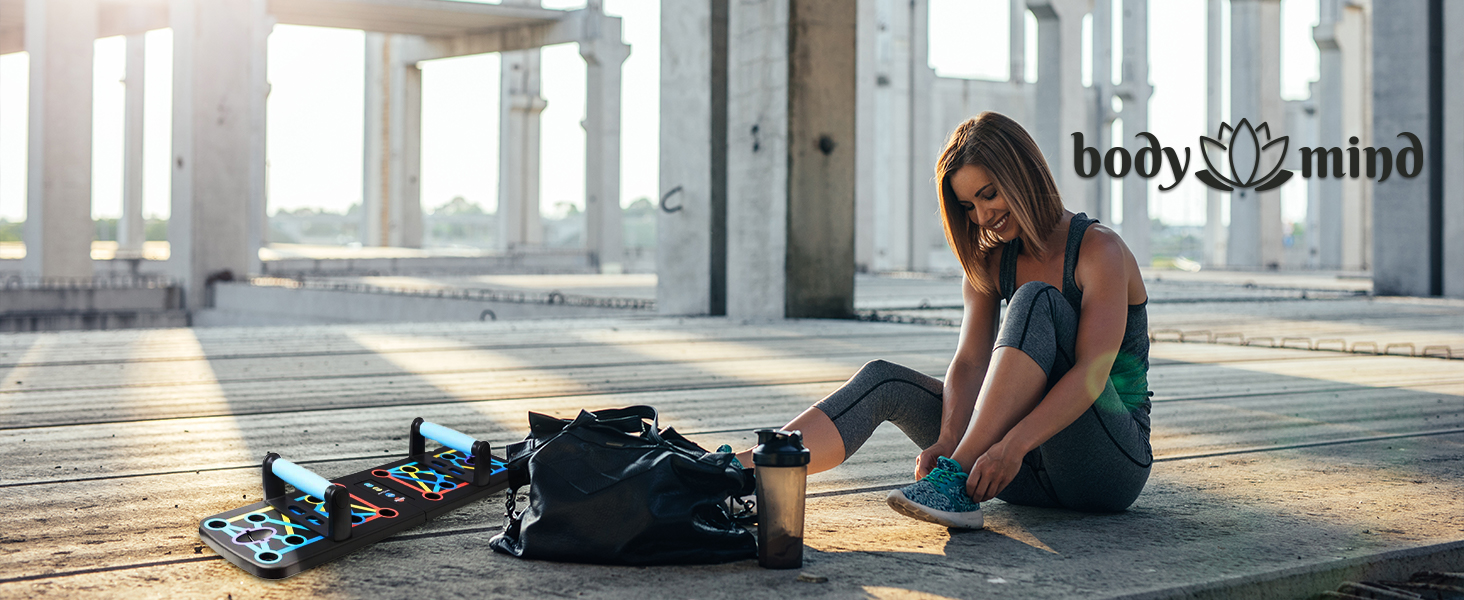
top-left (2, 308), bottom-right (1462, 598)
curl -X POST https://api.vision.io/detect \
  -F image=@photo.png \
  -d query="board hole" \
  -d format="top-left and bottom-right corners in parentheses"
top-left (287, 505), bottom-right (306, 515)
top-left (377, 508), bottom-right (398, 518)
top-left (205, 519), bottom-right (229, 529)
top-left (257, 551), bottom-right (280, 563)
top-left (371, 470), bottom-right (389, 477)
top-left (351, 515), bottom-right (365, 524)
top-left (284, 535), bottom-right (306, 545)
top-left (245, 513), bottom-right (267, 523)
top-left (423, 492), bottom-right (443, 501)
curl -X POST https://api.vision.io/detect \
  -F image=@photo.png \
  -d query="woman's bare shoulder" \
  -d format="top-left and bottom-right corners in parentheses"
top-left (1079, 223), bottom-right (1131, 265)
top-left (1077, 223), bottom-right (1146, 300)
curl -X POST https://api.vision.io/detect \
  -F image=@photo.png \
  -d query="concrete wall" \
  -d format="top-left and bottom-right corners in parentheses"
top-left (200, 282), bottom-right (642, 326)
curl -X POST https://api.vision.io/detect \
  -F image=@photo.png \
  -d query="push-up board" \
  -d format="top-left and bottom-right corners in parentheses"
top-left (198, 419), bottom-right (510, 579)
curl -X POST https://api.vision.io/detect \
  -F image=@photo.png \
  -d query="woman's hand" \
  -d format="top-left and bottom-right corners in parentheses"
top-left (966, 439), bottom-right (1023, 502)
top-left (915, 439), bottom-right (958, 480)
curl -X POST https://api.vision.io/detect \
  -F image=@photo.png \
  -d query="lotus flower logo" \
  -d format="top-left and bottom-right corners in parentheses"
top-left (1194, 119), bottom-right (1293, 192)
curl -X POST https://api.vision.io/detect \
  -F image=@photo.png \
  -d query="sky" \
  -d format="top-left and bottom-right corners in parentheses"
top-left (0, 0), bottom-right (1319, 227)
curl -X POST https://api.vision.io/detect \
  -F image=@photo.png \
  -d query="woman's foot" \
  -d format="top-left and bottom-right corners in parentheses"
top-left (886, 456), bottom-right (984, 529)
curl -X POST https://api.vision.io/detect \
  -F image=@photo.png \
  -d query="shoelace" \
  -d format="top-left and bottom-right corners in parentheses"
top-left (923, 467), bottom-right (963, 488)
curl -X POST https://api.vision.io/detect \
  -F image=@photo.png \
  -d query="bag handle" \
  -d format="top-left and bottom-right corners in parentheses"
top-left (569, 405), bottom-right (663, 444)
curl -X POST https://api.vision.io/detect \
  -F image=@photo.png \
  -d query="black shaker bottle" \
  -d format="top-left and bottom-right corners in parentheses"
top-left (752, 428), bottom-right (811, 569)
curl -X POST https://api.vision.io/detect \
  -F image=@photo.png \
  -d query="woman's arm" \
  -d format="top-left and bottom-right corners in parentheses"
top-left (916, 275), bottom-right (1000, 478)
top-left (970, 228), bottom-right (1131, 497)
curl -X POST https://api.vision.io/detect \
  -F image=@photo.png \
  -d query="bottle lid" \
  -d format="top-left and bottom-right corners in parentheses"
top-left (752, 429), bottom-right (811, 467)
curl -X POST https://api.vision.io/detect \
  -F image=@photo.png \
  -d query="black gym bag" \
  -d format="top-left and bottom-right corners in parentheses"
top-left (488, 406), bottom-right (757, 565)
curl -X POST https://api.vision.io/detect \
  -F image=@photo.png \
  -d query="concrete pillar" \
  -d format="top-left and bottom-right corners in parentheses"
top-left (657, 0), bottom-right (726, 315)
top-left (497, 45), bottom-right (546, 250)
top-left (853, 0), bottom-right (876, 273)
top-left (1028, 0), bottom-right (1093, 218)
top-left (22, 0), bottom-right (96, 280)
top-left (1337, 0), bottom-right (1371, 272)
top-left (867, 0), bottom-right (914, 272)
top-left (1091, 0), bottom-right (1112, 226)
top-left (363, 33), bottom-right (425, 249)
top-left (1204, 0), bottom-right (1226, 266)
top-left (1446, 0), bottom-right (1464, 298)
top-left (119, 33), bottom-right (146, 260)
top-left (247, 15), bottom-right (271, 273)
top-left (170, 0), bottom-right (269, 307)
top-left (907, 0), bottom-right (939, 272)
top-left (1312, 0), bottom-right (1372, 272)
top-left (1312, 0), bottom-right (1343, 269)
top-left (1372, 0), bottom-right (1438, 296)
top-left (1227, 0), bottom-right (1283, 269)
top-left (726, 0), bottom-right (856, 319)
top-left (1011, 0), bottom-right (1027, 83)
top-left (1118, 0), bottom-right (1151, 265)
top-left (582, 10), bottom-right (630, 273)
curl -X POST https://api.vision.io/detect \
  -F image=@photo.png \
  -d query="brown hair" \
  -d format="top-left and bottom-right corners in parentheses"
top-left (935, 111), bottom-right (1065, 297)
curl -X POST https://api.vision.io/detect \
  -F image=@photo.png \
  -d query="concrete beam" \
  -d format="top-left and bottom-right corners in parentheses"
top-left (267, 0), bottom-right (563, 38)
top-left (1028, 0), bottom-right (1093, 218)
top-left (1, 0), bottom-right (168, 55)
top-left (1227, 0), bottom-right (1284, 269)
top-left (169, 0), bottom-right (269, 307)
top-left (119, 33), bottom-right (146, 260)
top-left (582, 10), bottom-right (629, 273)
top-left (22, 0), bottom-right (96, 280)
top-left (363, 32), bottom-right (428, 248)
top-left (656, 0), bottom-right (726, 315)
top-left (726, 0), bottom-right (857, 319)
top-left (1118, 0), bottom-right (1152, 265)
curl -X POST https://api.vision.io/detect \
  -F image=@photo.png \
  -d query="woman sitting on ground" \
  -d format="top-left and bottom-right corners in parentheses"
top-left (739, 111), bottom-right (1154, 528)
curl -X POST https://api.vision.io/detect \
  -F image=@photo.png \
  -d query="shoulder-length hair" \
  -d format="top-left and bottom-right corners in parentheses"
top-left (935, 111), bottom-right (1064, 297)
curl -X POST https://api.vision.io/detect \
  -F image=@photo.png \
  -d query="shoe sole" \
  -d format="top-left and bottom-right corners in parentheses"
top-left (886, 489), bottom-right (984, 529)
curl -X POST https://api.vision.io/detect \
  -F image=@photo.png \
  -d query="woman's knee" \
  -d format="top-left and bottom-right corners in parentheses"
top-left (1010, 281), bottom-right (1060, 305)
top-left (857, 359), bottom-right (928, 382)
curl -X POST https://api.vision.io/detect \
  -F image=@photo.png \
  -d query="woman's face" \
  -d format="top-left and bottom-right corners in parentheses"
top-left (949, 164), bottom-right (1017, 241)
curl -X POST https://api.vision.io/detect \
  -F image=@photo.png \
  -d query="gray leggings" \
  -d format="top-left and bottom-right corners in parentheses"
top-left (814, 282), bottom-right (1153, 512)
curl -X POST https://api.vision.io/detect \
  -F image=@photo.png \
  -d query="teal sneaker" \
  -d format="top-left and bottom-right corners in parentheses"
top-left (886, 456), bottom-right (984, 529)
top-left (716, 444), bottom-right (744, 470)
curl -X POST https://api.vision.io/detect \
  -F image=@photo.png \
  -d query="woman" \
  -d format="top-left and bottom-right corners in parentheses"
top-left (737, 111), bottom-right (1153, 529)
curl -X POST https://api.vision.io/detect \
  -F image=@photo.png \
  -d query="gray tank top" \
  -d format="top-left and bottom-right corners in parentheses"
top-left (998, 213), bottom-right (1152, 411)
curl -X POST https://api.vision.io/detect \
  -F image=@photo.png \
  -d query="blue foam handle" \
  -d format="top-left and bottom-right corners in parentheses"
top-left (270, 458), bottom-right (333, 501)
top-left (418, 422), bottom-right (477, 456)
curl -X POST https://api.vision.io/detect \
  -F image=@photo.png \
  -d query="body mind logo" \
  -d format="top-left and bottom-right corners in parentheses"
top-left (1072, 119), bottom-right (1424, 192)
